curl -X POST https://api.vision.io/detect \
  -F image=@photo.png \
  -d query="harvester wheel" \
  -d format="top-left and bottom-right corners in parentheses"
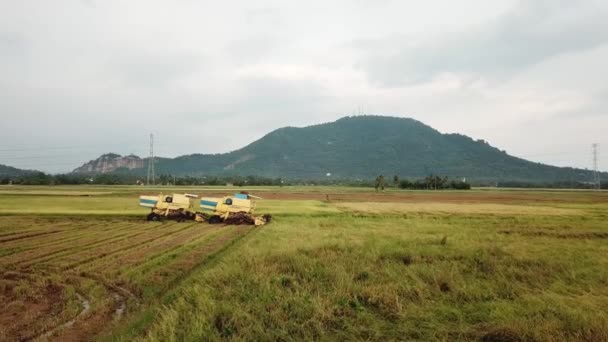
top-left (147, 213), bottom-right (161, 222)
top-left (208, 215), bottom-right (222, 224)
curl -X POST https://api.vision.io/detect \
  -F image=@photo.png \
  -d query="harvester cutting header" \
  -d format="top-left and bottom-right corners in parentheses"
top-left (139, 192), bottom-right (271, 226)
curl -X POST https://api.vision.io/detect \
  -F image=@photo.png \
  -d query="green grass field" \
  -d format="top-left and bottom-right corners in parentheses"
top-left (1, 185), bottom-right (607, 341)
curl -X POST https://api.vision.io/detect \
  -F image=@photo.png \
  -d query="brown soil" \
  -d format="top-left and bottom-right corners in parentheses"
top-left (479, 328), bottom-right (524, 342)
top-left (0, 274), bottom-right (66, 341)
top-left (499, 230), bottom-right (608, 239)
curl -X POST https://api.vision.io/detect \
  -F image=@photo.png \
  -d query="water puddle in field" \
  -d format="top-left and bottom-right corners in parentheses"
top-left (113, 293), bottom-right (126, 319)
top-left (64, 293), bottom-right (91, 327)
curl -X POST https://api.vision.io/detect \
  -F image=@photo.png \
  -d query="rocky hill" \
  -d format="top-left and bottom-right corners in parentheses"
top-left (72, 153), bottom-right (144, 174)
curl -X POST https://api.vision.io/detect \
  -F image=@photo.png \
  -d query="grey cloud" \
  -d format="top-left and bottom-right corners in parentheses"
top-left (357, 0), bottom-right (608, 86)
top-left (180, 75), bottom-right (335, 123)
top-left (0, 32), bottom-right (25, 52)
top-left (225, 35), bottom-right (288, 65)
top-left (235, 76), bottom-right (331, 112)
top-left (0, 32), bottom-right (27, 64)
top-left (108, 52), bottom-right (204, 89)
top-left (553, 91), bottom-right (608, 119)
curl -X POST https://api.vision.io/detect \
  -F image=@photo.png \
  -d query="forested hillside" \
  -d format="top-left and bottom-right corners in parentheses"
top-left (145, 116), bottom-right (598, 182)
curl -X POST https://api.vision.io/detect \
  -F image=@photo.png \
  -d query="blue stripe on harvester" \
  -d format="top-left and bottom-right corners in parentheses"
top-left (200, 200), bottom-right (218, 209)
top-left (139, 199), bottom-right (158, 205)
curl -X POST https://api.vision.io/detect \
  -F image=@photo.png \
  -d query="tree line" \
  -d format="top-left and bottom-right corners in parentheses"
top-left (398, 175), bottom-right (471, 190)
top-left (2, 171), bottom-right (606, 190)
top-left (374, 174), bottom-right (471, 190)
top-left (0, 173), bottom-right (287, 186)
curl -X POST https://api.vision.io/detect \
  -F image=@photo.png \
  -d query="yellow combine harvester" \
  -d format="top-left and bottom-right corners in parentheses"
top-left (139, 192), bottom-right (271, 226)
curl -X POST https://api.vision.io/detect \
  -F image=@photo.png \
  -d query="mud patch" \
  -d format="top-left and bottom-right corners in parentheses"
top-left (380, 253), bottom-right (466, 265)
top-left (479, 328), bottom-right (524, 342)
top-left (439, 281), bottom-right (451, 293)
top-left (499, 230), bottom-right (608, 240)
top-left (214, 312), bottom-right (237, 338)
top-left (113, 293), bottom-right (126, 320)
top-left (224, 212), bottom-right (255, 225)
top-left (379, 253), bottom-right (414, 265)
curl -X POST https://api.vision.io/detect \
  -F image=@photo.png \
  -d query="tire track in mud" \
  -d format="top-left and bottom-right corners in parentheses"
top-left (26, 274), bottom-right (137, 341)
top-left (16, 222), bottom-right (176, 267)
top-left (27, 293), bottom-right (90, 342)
top-left (77, 272), bottom-right (140, 322)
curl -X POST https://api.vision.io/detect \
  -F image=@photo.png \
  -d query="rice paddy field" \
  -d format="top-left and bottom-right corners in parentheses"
top-left (1, 185), bottom-right (607, 341)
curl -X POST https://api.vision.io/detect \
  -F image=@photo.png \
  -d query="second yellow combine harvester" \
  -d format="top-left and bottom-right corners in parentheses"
top-left (139, 192), bottom-right (271, 226)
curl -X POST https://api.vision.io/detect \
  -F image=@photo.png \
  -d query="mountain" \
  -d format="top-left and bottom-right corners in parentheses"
top-left (0, 164), bottom-right (37, 177)
top-left (73, 116), bottom-right (603, 182)
top-left (73, 153), bottom-right (144, 174)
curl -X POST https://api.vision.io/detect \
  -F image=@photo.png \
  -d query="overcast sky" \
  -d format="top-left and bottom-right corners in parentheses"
top-left (1, 0), bottom-right (607, 173)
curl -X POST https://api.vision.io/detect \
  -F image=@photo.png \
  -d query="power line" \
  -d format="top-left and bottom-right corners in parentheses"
top-left (0, 142), bottom-right (144, 153)
top-left (0, 141), bottom-right (137, 152)
top-left (0, 146), bottom-right (98, 153)
top-left (515, 151), bottom-right (580, 158)
top-left (0, 162), bottom-right (78, 169)
top-left (0, 155), bottom-right (92, 160)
